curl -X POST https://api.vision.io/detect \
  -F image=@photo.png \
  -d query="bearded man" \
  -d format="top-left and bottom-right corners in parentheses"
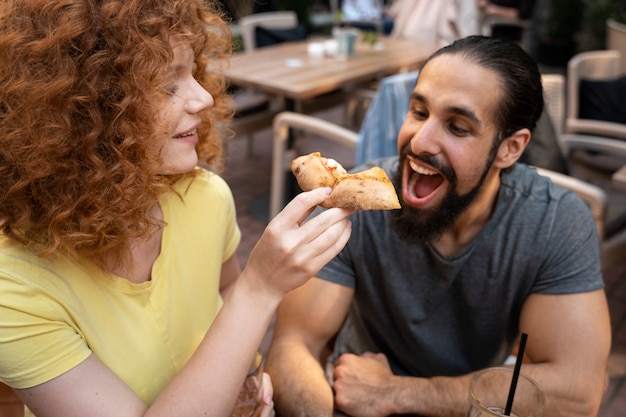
top-left (266, 36), bottom-right (610, 417)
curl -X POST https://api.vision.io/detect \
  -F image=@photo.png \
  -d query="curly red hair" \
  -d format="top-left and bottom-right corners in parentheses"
top-left (0, 0), bottom-right (233, 266)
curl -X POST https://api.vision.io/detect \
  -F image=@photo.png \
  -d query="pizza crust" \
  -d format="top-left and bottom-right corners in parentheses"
top-left (290, 152), bottom-right (401, 210)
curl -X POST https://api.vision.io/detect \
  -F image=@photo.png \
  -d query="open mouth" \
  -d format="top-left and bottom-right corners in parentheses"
top-left (406, 160), bottom-right (444, 202)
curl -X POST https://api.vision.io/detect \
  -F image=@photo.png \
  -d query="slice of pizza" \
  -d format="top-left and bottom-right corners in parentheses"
top-left (290, 152), bottom-right (401, 210)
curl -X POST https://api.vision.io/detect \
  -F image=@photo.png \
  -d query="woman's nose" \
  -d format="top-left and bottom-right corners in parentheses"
top-left (185, 81), bottom-right (214, 113)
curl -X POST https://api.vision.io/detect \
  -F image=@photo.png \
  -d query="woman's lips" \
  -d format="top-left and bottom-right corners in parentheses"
top-left (173, 128), bottom-right (198, 144)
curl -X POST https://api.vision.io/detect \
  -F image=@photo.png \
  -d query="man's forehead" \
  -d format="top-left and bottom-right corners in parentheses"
top-left (414, 55), bottom-right (503, 115)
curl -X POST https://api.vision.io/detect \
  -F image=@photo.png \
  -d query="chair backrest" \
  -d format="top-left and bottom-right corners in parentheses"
top-left (238, 11), bottom-right (298, 53)
top-left (607, 18), bottom-right (626, 74)
top-left (534, 167), bottom-right (608, 241)
top-left (541, 74), bottom-right (566, 138)
top-left (270, 111), bottom-right (359, 218)
top-left (565, 50), bottom-right (626, 140)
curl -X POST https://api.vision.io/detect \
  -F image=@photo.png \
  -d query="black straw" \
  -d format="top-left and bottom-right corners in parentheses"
top-left (504, 333), bottom-right (528, 416)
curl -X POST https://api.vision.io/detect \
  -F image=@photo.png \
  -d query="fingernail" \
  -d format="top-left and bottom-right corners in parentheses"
top-left (264, 394), bottom-right (272, 405)
top-left (324, 187), bottom-right (332, 195)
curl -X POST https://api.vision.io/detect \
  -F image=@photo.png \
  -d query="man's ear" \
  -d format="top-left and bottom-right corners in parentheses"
top-left (493, 128), bottom-right (531, 169)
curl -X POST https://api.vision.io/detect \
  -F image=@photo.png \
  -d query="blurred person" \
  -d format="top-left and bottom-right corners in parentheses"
top-left (388, 0), bottom-right (479, 47)
top-left (338, 0), bottom-right (394, 34)
top-left (0, 1), bottom-right (353, 416)
top-left (267, 36), bottom-right (610, 417)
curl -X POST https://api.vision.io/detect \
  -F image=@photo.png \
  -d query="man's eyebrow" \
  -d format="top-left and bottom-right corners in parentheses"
top-left (410, 91), bottom-right (427, 104)
top-left (410, 91), bottom-right (481, 127)
top-left (447, 106), bottom-right (481, 127)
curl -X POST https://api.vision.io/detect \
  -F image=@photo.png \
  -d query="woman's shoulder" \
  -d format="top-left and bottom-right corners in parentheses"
top-left (173, 167), bottom-right (232, 199)
top-left (163, 167), bottom-right (235, 217)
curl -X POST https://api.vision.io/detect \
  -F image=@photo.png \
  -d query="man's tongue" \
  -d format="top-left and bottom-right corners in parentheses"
top-left (414, 173), bottom-right (444, 198)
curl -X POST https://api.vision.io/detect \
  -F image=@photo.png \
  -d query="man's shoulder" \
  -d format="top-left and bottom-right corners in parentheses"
top-left (503, 163), bottom-right (576, 204)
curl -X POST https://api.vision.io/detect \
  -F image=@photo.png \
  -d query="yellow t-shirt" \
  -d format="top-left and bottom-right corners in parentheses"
top-left (0, 168), bottom-right (241, 407)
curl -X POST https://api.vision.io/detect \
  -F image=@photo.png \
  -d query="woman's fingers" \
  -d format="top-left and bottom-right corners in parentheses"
top-left (270, 187), bottom-right (332, 228)
top-left (245, 188), bottom-right (354, 295)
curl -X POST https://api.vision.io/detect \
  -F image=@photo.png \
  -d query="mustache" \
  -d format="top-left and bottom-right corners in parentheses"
top-left (399, 145), bottom-right (456, 183)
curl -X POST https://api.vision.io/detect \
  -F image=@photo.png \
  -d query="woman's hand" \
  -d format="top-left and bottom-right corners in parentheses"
top-left (243, 187), bottom-right (353, 300)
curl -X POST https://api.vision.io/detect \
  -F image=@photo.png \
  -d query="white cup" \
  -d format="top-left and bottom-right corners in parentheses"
top-left (324, 39), bottom-right (338, 58)
top-left (307, 42), bottom-right (325, 58)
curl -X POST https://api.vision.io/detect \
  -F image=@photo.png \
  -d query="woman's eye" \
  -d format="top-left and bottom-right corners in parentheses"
top-left (166, 85), bottom-right (179, 95)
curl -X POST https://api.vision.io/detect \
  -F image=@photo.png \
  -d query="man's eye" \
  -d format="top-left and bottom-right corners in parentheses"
top-left (449, 124), bottom-right (469, 135)
top-left (411, 108), bottom-right (427, 119)
top-left (167, 85), bottom-right (179, 95)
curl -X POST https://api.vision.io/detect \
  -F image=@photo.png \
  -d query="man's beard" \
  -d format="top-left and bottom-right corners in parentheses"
top-left (390, 145), bottom-right (498, 247)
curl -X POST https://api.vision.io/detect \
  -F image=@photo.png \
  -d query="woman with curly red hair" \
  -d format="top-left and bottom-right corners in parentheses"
top-left (0, 1), bottom-right (353, 416)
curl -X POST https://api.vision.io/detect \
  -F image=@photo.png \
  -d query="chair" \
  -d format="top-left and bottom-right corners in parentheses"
top-left (560, 50), bottom-right (626, 234)
top-left (230, 12), bottom-right (301, 158)
top-left (482, 15), bottom-right (530, 45)
top-left (533, 167), bottom-right (608, 241)
top-left (270, 112), bottom-right (359, 218)
top-left (238, 11), bottom-right (300, 53)
top-left (541, 69), bottom-right (626, 264)
top-left (564, 50), bottom-right (626, 142)
top-left (269, 70), bottom-right (420, 218)
top-left (607, 18), bottom-right (626, 74)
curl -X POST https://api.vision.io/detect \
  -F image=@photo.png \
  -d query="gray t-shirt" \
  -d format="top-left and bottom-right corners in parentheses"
top-left (319, 157), bottom-right (603, 377)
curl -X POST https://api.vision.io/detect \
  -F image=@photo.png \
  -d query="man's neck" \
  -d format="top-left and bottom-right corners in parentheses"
top-left (433, 172), bottom-right (501, 258)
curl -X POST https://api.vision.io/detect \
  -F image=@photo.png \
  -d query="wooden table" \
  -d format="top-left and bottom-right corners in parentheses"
top-left (222, 36), bottom-right (435, 112)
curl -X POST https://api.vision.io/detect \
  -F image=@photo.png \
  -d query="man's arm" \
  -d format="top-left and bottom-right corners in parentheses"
top-left (330, 290), bottom-right (611, 417)
top-left (516, 290), bottom-right (611, 416)
top-left (266, 277), bottom-right (354, 417)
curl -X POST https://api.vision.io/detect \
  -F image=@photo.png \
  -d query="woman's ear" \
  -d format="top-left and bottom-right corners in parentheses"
top-left (493, 128), bottom-right (531, 169)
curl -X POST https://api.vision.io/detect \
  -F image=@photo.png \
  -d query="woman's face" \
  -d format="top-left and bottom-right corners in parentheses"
top-left (156, 42), bottom-right (214, 175)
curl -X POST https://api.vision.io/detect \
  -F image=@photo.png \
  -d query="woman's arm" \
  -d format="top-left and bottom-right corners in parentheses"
top-left (267, 277), bottom-right (354, 417)
top-left (15, 187), bottom-right (353, 417)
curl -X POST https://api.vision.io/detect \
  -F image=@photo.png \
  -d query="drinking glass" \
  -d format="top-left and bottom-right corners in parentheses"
top-left (231, 350), bottom-right (264, 417)
top-left (332, 27), bottom-right (358, 60)
top-left (467, 367), bottom-right (545, 417)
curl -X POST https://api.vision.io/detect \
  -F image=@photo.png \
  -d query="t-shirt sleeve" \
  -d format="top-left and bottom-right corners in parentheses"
top-left (316, 212), bottom-right (364, 289)
top-left (0, 272), bottom-right (92, 388)
top-left (189, 169), bottom-right (241, 263)
top-left (210, 174), bottom-right (241, 263)
top-left (531, 190), bottom-right (604, 294)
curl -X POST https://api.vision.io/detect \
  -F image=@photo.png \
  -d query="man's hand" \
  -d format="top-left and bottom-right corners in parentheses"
top-left (332, 352), bottom-right (394, 417)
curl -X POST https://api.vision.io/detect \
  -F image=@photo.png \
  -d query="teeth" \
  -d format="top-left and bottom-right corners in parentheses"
top-left (175, 129), bottom-right (197, 138)
top-left (409, 161), bottom-right (436, 175)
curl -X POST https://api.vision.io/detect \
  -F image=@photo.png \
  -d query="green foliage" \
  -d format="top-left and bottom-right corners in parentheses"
top-left (361, 30), bottom-right (378, 45)
top-left (545, 0), bottom-right (586, 40)
top-left (232, 34), bottom-right (243, 54)
top-left (585, 0), bottom-right (626, 48)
